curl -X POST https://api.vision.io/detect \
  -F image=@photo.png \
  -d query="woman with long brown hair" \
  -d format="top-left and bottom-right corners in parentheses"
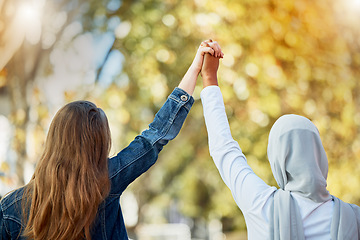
top-left (0, 41), bottom-right (224, 240)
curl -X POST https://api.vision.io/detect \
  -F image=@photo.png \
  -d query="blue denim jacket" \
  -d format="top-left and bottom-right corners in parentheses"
top-left (0, 87), bottom-right (194, 240)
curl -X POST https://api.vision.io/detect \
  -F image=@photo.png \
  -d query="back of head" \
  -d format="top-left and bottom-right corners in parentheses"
top-left (267, 114), bottom-right (330, 202)
top-left (23, 101), bottom-right (111, 240)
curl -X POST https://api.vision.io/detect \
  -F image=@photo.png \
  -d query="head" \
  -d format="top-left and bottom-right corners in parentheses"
top-left (267, 114), bottom-right (331, 202)
top-left (23, 101), bottom-right (111, 240)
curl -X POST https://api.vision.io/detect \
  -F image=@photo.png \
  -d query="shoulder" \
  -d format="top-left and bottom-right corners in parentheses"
top-left (332, 195), bottom-right (360, 212)
top-left (1, 187), bottom-right (26, 225)
top-left (1, 187), bottom-right (27, 239)
top-left (1, 187), bottom-right (25, 210)
top-left (332, 195), bottom-right (360, 225)
top-left (331, 195), bottom-right (360, 238)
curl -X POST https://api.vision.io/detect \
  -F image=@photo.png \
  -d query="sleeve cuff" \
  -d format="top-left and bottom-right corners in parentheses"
top-left (169, 87), bottom-right (195, 111)
top-left (200, 85), bottom-right (222, 102)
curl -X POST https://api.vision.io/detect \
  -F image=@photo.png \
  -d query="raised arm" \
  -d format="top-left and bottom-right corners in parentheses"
top-left (108, 41), bottom-right (223, 194)
top-left (200, 52), bottom-right (276, 212)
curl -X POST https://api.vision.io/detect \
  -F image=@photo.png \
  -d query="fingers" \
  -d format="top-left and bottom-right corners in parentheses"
top-left (199, 42), bottom-right (214, 56)
top-left (201, 41), bottom-right (211, 47)
top-left (200, 39), bottom-right (224, 58)
top-left (209, 41), bottom-right (222, 58)
top-left (203, 47), bottom-right (215, 56)
top-left (198, 44), bottom-right (215, 56)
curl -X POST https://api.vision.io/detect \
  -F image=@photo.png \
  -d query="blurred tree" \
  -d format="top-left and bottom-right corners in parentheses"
top-left (0, 0), bottom-right (73, 185)
top-left (1, 0), bottom-right (360, 236)
top-left (105, 0), bottom-right (360, 234)
top-left (0, 0), bottom-right (133, 185)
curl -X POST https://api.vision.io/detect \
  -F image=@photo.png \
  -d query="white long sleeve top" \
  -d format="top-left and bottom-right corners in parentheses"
top-left (200, 86), bottom-right (333, 240)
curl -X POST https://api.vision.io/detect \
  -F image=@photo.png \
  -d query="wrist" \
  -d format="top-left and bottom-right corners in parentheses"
top-left (189, 63), bottom-right (201, 75)
top-left (202, 75), bottom-right (218, 87)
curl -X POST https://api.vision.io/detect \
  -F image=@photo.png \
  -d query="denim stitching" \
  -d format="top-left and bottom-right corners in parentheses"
top-left (1, 193), bottom-right (23, 211)
top-left (2, 215), bottom-right (23, 227)
top-left (109, 139), bottom-right (154, 179)
top-left (150, 103), bottom-right (182, 145)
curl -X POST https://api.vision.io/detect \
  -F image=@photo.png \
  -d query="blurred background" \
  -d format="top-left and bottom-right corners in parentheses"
top-left (1, 0), bottom-right (360, 239)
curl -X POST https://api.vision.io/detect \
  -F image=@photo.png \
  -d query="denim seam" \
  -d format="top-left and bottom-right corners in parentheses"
top-left (3, 215), bottom-right (23, 227)
top-left (109, 139), bottom-right (154, 179)
top-left (168, 95), bottom-right (193, 112)
top-left (183, 103), bottom-right (191, 112)
top-left (101, 196), bottom-right (119, 208)
top-left (150, 103), bottom-right (182, 145)
top-left (173, 87), bottom-right (194, 110)
top-left (168, 95), bottom-right (182, 104)
top-left (4, 221), bottom-right (10, 239)
top-left (1, 210), bottom-right (11, 238)
top-left (108, 194), bottom-right (121, 197)
top-left (1, 194), bottom-right (23, 211)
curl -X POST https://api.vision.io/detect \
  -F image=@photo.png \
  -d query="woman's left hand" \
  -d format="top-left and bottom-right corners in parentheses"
top-left (191, 39), bottom-right (224, 74)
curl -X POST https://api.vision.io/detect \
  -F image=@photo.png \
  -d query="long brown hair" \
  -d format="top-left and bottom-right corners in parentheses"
top-left (22, 101), bottom-right (111, 240)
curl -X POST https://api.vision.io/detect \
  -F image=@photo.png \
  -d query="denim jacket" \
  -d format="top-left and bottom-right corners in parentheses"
top-left (0, 87), bottom-right (194, 240)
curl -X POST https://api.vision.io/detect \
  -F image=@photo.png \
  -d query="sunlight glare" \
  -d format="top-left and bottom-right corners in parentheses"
top-left (18, 2), bottom-right (42, 44)
top-left (352, 0), bottom-right (360, 7)
top-left (18, 3), bottom-right (38, 22)
top-left (347, 0), bottom-right (360, 10)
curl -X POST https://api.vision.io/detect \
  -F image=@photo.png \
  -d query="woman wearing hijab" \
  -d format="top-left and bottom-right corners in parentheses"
top-left (0, 41), bottom-right (223, 240)
top-left (200, 41), bottom-right (360, 239)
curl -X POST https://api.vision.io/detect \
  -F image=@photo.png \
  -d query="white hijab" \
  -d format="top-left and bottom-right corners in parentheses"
top-left (267, 114), bottom-right (360, 239)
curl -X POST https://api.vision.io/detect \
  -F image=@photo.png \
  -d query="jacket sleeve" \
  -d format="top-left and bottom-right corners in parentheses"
top-left (0, 207), bottom-right (10, 240)
top-left (108, 87), bottom-right (194, 194)
top-left (201, 86), bottom-right (276, 212)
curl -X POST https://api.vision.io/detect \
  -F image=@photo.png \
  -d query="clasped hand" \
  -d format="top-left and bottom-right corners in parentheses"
top-left (177, 39), bottom-right (223, 94)
top-left (198, 39), bottom-right (223, 87)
